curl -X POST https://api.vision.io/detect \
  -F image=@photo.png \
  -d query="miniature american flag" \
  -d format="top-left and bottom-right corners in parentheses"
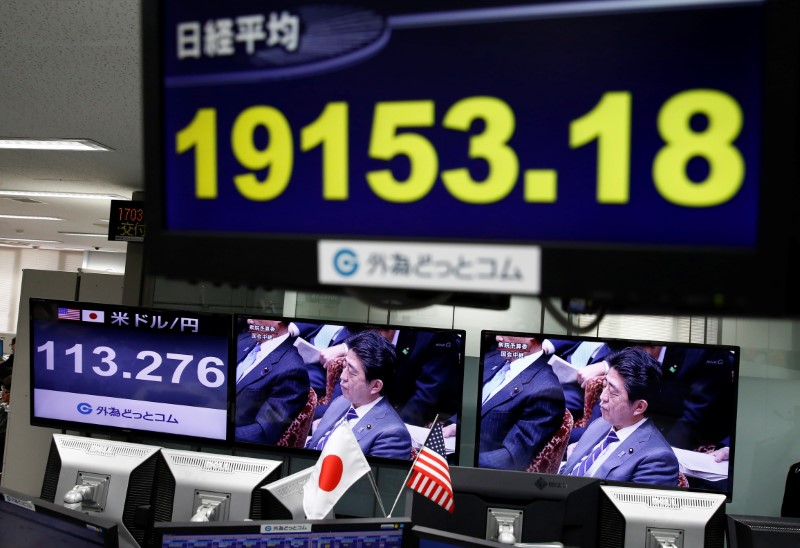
top-left (407, 421), bottom-right (454, 513)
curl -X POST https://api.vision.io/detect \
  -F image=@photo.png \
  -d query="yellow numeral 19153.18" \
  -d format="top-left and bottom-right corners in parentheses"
top-left (176, 90), bottom-right (745, 207)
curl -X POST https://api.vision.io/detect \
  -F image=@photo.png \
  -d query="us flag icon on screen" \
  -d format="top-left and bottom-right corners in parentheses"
top-left (82, 310), bottom-right (105, 323)
top-left (57, 308), bottom-right (80, 321)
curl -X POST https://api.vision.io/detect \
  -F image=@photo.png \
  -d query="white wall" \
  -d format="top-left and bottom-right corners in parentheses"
top-left (0, 247), bottom-right (123, 337)
top-left (81, 250), bottom-right (127, 274)
top-left (1, 269), bottom-right (124, 496)
top-left (721, 317), bottom-right (800, 516)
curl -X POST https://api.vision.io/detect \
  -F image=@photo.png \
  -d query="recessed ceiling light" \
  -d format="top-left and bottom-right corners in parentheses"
top-left (0, 138), bottom-right (111, 151)
top-left (0, 190), bottom-right (126, 200)
top-left (0, 214), bottom-right (63, 220)
top-left (58, 232), bottom-right (109, 238)
top-left (0, 237), bottom-right (61, 243)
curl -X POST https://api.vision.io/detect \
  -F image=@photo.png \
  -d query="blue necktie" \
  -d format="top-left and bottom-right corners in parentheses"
top-left (571, 429), bottom-right (619, 476)
top-left (314, 406), bottom-right (358, 450)
top-left (482, 361), bottom-right (511, 404)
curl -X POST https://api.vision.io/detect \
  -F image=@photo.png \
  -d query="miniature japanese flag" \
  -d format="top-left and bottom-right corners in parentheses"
top-left (303, 422), bottom-right (371, 519)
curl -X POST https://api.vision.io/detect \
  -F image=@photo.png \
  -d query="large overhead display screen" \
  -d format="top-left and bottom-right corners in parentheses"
top-left (160, 0), bottom-right (761, 247)
top-left (145, 0), bottom-right (800, 315)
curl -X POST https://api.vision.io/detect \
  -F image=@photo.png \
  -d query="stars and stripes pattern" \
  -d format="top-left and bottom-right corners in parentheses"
top-left (57, 307), bottom-right (80, 321)
top-left (407, 421), bottom-right (454, 513)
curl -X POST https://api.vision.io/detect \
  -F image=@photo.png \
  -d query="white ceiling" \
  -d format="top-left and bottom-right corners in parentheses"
top-left (0, 0), bottom-right (143, 253)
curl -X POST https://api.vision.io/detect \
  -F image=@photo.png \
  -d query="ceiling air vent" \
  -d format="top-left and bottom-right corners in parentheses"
top-left (6, 197), bottom-right (45, 204)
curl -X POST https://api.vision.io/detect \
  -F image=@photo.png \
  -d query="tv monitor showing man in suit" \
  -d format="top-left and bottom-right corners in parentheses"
top-left (559, 347), bottom-right (680, 485)
top-left (305, 330), bottom-right (412, 460)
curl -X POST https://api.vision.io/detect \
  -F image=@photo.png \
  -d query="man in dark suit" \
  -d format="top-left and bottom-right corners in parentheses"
top-left (640, 345), bottom-right (735, 450)
top-left (478, 335), bottom-right (565, 470)
top-left (546, 339), bottom-right (613, 421)
top-left (376, 328), bottom-right (463, 428)
top-left (560, 347), bottom-right (679, 486)
top-left (305, 330), bottom-right (412, 460)
top-left (234, 319), bottom-right (310, 445)
top-left (309, 327), bottom-right (463, 428)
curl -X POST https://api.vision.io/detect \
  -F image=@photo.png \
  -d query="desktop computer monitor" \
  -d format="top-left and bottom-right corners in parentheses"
top-left (410, 465), bottom-right (600, 547)
top-left (261, 466), bottom-right (315, 519)
top-left (150, 516), bottom-right (411, 547)
top-left (599, 484), bottom-right (726, 548)
top-left (0, 485), bottom-right (119, 547)
top-left (727, 514), bottom-right (800, 548)
top-left (40, 433), bottom-right (163, 548)
top-left (151, 448), bottom-right (283, 524)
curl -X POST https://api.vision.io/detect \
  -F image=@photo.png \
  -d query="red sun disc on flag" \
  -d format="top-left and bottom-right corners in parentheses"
top-left (88, 312), bottom-right (98, 320)
top-left (318, 455), bottom-right (344, 492)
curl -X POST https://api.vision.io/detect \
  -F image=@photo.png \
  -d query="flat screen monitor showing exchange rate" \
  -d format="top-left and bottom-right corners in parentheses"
top-left (29, 298), bottom-right (233, 443)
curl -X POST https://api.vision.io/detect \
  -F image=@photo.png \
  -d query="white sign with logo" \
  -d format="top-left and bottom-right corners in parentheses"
top-left (33, 389), bottom-right (227, 439)
top-left (318, 240), bottom-right (541, 294)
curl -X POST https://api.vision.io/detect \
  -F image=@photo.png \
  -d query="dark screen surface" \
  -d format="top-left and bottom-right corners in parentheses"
top-left (153, 517), bottom-right (411, 547)
top-left (0, 486), bottom-right (118, 547)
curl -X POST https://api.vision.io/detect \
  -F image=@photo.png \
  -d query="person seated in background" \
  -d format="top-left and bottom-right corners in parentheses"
top-left (477, 335), bottom-right (565, 470)
top-left (289, 322), bottom-right (355, 399)
top-left (0, 337), bottom-right (14, 380)
top-left (560, 347), bottom-right (679, 486)
top-left (711, 436), bottom-right (730, 462)
top-left (234, 319), bottom-right (310, 444)
top-left (544, 339), bottom-right (613, 427)
top-left (305, 330), bottom-right (412, 460)
top-left (639, 345), bottom-right (735, 451)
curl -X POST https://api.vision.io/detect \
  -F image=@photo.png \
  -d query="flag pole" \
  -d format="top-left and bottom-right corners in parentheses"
top-left (343, 421), bottom-right (387, 518)
top-left (387, 414), bottom-right (440, 518)
top-left (366, 468), bottom-right (388, 517)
